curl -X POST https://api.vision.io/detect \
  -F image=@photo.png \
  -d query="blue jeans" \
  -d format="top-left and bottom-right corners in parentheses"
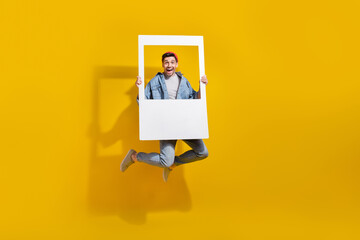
top-left (136, 139), bottom-right (208, 168)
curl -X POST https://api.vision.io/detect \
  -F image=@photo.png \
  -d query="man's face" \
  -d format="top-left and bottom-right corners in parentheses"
top-left (162, 56), bottom-right (178, 77)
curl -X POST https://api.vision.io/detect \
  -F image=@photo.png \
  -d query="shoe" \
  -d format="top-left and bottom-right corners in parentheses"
top-left (163, 167), bottom-right (173, 182)
top-left (120, 149), bottom-right (136, 172)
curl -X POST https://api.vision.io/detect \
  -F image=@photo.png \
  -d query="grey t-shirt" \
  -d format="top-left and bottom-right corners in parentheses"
top-left (164, 74), bottom-right (180, 99)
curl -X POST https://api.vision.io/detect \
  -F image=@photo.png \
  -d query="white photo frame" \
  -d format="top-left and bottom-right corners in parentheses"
top-left (138, 35), bottom-right (209, 140)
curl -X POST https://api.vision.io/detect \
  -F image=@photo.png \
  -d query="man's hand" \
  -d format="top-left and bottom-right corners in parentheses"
top-left (135, 76), bottom-right (142, 86)
top-left (200, 75), bottom-right (208, 85)
top-left (197, 75), bottom-right (208, 99)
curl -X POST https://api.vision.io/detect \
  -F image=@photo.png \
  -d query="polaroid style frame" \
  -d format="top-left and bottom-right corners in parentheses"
top-left (138, 35), bottom-right (209, 140)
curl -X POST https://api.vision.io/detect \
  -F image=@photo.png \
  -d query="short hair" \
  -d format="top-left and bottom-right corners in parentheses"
top-left (162, 52), bottom-right (178, 63)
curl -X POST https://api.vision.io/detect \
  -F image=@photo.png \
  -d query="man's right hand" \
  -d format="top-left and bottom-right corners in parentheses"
top-left (135, 76), bottom-right (142, 86)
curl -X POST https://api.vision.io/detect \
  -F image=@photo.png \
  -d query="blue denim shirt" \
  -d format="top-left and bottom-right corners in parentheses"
top-left (144, 72), bottom-right (198, 100)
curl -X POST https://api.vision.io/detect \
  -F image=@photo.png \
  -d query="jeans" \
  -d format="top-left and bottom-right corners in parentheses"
top-left (136, 139), bottom-right (208, 168)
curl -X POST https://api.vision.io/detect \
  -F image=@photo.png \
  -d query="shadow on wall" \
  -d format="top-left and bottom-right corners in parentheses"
top-left (87, 66), bottom-right (191, 225)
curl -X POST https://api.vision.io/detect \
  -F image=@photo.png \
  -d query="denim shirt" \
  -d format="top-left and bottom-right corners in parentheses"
top-left (143, 72), bottom-right (198, 100)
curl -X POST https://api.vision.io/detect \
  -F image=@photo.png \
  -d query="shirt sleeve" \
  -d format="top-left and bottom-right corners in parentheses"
top-left (145, 83), bottom-right (152, 99)
top-left (192, 88), bottom-right (198, 99)
top-left (186, 81), bottom-right (198, 99)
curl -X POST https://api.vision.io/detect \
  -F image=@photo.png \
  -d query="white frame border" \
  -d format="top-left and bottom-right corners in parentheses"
top-left (138, 35), bottom-right (206, 101)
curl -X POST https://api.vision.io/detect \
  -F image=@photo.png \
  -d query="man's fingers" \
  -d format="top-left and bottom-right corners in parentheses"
top-left (200, 76), bottom-right (208, 85)
top-left (136, 76), bottom-right (142, 86)
top-left (135, 76), bottom-right (142, 86)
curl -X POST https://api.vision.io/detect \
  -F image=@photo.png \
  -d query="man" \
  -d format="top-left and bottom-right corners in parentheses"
top-left (120, 52), bottom-right (209, 182)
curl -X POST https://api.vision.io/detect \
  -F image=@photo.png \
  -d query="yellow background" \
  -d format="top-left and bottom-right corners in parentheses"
top-left (1, 0), bottom-right (360, 239)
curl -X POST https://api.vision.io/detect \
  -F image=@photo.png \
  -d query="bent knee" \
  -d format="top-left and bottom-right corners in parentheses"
top-left (160, 156), bottom-right (174, 168)
top-left (197, 149), bottom-right (209, 159)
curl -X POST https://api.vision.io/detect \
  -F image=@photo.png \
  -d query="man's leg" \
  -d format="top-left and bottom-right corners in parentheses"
top-left (173, 139), bottom-right (209, 166)
top-left (135, 140), bottom-right (177, 168)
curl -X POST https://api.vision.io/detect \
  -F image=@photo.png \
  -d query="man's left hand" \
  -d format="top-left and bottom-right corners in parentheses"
top-left (200, 75), bottom-right (208, 85)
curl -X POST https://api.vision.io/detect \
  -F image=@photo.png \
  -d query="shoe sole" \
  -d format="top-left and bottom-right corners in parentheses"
top-left (163, 168), bottom-right (172, 182)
